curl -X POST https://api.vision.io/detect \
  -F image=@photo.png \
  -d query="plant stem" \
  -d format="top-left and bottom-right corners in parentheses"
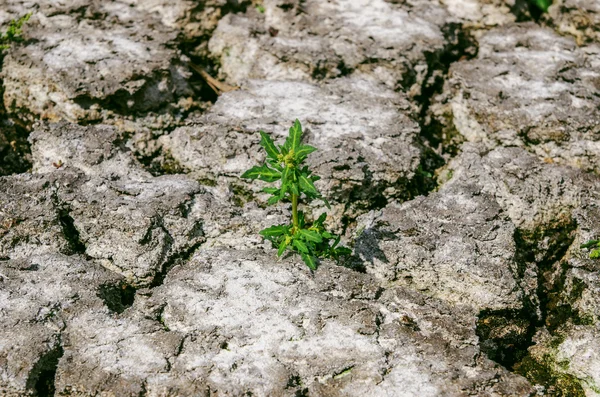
top-left (292, 193), bottom-right (299, 229)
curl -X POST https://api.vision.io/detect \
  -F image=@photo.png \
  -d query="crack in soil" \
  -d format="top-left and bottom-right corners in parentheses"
top-left (477, 218), bottom-right (589, 394)
top-left (25, 341), bottom-right (64, 397)
top-left (415, 22), bottom-right (478, 162)
top-left (0, 52), bottom-right (32, 176)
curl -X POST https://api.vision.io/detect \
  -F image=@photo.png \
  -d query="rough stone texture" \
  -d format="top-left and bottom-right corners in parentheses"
top-left (0, 117), bottom-right (30, 176)
top-left (443, 144), bottom-right (583, 232)
top-left (548, 0), bottom-right (600, 45)
top-left (354, 168), bottom-right (524, 312)
top-left (50, 249), bottom-right (533, 396)
top-left (160, 76), bottom-right (436, 224)
top-left (432, 23), bottom-right (600, 172)
top-left (23, 121), bottom-right (261, 287)
top-left (3, 0), bottom-right (600, 394)
top-left (1, 1), bottom-right (197, 126)
top-left (556, 326), bottom-right (600, 394)
top-left (355, 143), bottom-right (590, 326)
top-left (443, 0), bottom-right (516, 27)
top-left (519, 190), bottom-right (600, 395)
top-left (0, 171), bottom-right (77, 260)
top-left (0, 254), bottom-right (123, 396)
top-left (208, 0), bottom-right (449, 93)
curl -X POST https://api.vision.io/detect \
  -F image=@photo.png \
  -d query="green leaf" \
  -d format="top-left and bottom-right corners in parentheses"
top-left (260, 131), bottom-right (280, 160)
top-left (280, 166), bottom-right (292, 198)
top-left (299, 173), bottom-right (318, 195)
top-left (300, 253), bottom-right (318, 270)
top-left (263, 187), bottom-right (279, 194)
top-left (581, 240), bottom-right (599, 249)
top-left (241, 164), bottom-right (281, 182)
top-left (298, 211), bottom-right (305, 228)
top-left (286, 119), bottom-right (302, 154)
top-left (532, 0), bottom-right (551, 12)
top-left (267, 196), bottom-right (280, 205)
top-left (2, 13), bottom-right (31, 44)
top-left (293, 239), bottom-right (309, 253)
top-left (295, 144), bottom-right (317, 160)
top-left (260, 225), bottom-right (289, 238)
top-left (591, 248), bottom-right (600, 259)
top-left (334, 247), bottom-right (352, 256)
top-left (278, 238), bottom-right (290, 257)
top-left (331, 236), bottom-right (341, 249)
top-left (315, 213), bottom-right (327, 226)
top-left (297, 229), bottom-right (323, 243)
top-left (321, 196), bottom-right (331, 209)
top-left (322, 231), bottom-right (333, 239)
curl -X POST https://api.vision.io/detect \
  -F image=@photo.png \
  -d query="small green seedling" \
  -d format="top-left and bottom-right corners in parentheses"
top-left (581, 239), bottom-right (600, 259)
top-left (530, 0), bottom-right (551, 13)
top-left (241, 119), bottom-right (351, 270)
top-left (0, 13), bottom-right (31, 50)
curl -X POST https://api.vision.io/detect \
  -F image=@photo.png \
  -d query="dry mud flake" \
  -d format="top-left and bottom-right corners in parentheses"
top-left (354, 144), bottom-right (590, 327)
top-left (2, 122), bottom-right (213, 287)
top-left (432, 23), bottom-right (600, 172)
top-left (161, 76), bottom-right (438, 224)
top-left (548, 0), bottom-right (600, 45)
top-left (356, 142), bottom-right (600, 394)
top-left (442, 0), bottom-right (516, 27)
top-left (50, 249), bottom-right (533, 396)
top-left (0, 254), bottom-right (123, 396)
top-left (3, 121), bottom-right (288, 286)
top-left (208, 0), bottom-right (450, 91)
top-left (0, 1), bottom-right (196, 126)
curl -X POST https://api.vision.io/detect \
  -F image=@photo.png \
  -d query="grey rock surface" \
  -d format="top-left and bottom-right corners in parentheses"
top-left (355, 144), bottom-right (586, 309)
top-left (355, 165), bottom-right (524, 312)
top-left (0, 254), bottom-right (123, 396)
top-left (208, 0), bottom-right (449, 93)
top-left (2, 0), bottom-right (600, 393)
top-left (432, 23), bottom-right (600, 172)
top-left (443, 0), bottom-right (516, 27)
top-left (1, 1), bottom-right (197, 126)
top-left (549, 0), bottom-right (600, 44)
top-left (51, 249), bottom-right (533, 396)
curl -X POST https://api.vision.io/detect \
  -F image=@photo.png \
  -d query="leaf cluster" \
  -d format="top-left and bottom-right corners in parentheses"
top-left (241, 120), bottom-right (329, 208)
top-left (0, 13), bottom-right (31, 50)
top-left (260, 213), bottom-right (352, 270)
top-left (241, 119), bottom-right (351, 270)
top-left (581, 239), bottom-right (600, 259)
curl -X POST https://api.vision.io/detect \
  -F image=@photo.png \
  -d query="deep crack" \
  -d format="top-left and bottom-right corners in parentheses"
top-left (415, 22), bottom-right (478, 161)
top-left (25, 342), bottom-right (64, 397)
top-left (97, 282), bottom-right (137, 314)
top-left (477, 218), bottom-right (587, 394)
top-left (57, 207), bottom-right (86, 256)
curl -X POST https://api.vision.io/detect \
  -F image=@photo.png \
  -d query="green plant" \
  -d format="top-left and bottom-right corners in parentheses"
top-left (0, 13), bottom-right (31, 50)
top-left (241, 120), bottom-right (351, 270)
top-left (581, 239), bottom-right (600, 259)
top-left (530, 0), bottom-right (551, 13)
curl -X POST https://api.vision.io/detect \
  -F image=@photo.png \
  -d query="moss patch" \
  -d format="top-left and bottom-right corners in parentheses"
top-left (514, 353), bottom-right (585, 396)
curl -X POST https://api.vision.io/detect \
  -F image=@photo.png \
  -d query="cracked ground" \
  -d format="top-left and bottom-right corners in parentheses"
top-left (1, 0), bottom-right (600, 396)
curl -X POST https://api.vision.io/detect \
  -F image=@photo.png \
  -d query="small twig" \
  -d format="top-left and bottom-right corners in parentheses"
top-left (188, 63), bottom-right (238, 95)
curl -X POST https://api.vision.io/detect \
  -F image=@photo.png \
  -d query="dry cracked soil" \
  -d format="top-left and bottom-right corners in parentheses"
top-left (1, 0), bottom-right (600, 396)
